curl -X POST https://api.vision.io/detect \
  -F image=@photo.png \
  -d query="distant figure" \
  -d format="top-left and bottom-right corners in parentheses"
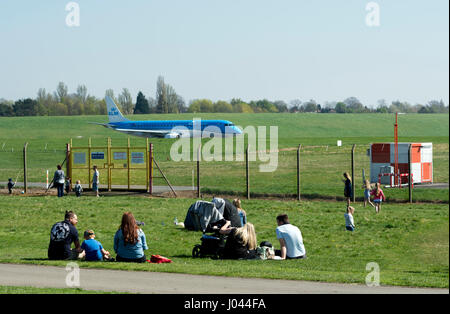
top-left (345, 206), bottom-right (356, 232)
top-left (343, 172), bottom-right (353, 206)
top-left (7, 178), bottom-right (14, 194)
top-left (53, 165), bottom-right (65, 197)
top-left (219, 220), bottom-right (257, 260)
top-left (65, 177), bottom-right (71, 195)
top-left (114, 212), bottom-right (149, 263)
top-left (81, 230), bottom-right (112, 261)
top-left (74, 180), bottom-right (83, 197)
top-left (274, 214), bottom-right (306, 260)
top-left (92, 165), bottom-right (100, 197)
top-left (371, 183), bottom-right (386, 214)
top-left (48, 211), bottom-right (84, 260)
top-left (233, 198), bottom-right (247, 227)
top-left (363, 179), bottom-right (374, 208)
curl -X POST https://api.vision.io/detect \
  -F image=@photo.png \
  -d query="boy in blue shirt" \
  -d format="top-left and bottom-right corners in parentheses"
top-left (81, 230), bottom-right (113, 261)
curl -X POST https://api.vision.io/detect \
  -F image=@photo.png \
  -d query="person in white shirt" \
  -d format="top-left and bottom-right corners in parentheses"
top-left (275, 214), bottom-right (306, 260)
top-left (92, 165), bottom-right (100, 197)
top-left (345, 206), bottom-right (355, 232)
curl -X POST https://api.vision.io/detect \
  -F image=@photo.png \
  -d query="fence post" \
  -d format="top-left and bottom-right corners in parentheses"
top-left (107, 137), bottom-right (112, 192)
top-left (88, 138), bottom-right (92, 190)
top-left (246, 145), bottom-right (250, 199)
top-left (297, 144), bottom-right (301, 201)
top-left (127, 137), bottom-right (131, 191)
top-left (408, 144), bottom-right (413, 203)
top-left (197, 145), bottom-right (201, 198)
top-left (351, 144), bottom-right (356, 203)
top-left (66, 142), bottom-right (71, 189)
top-left (23, 142), bottom-right (28, 194)
top-left (149, 142), bottom-right (153, 195)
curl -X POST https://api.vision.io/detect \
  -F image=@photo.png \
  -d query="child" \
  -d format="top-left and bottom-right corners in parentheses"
top-left (343, 172), bottom-right (353, 206)
top-left (345, 206), bottom-right (355, 232)
top-left (65, 177), bottom-right (71, 195)
top-left (81, 230), bottom-right (112, 261)
top-left (74, 180), bottom-right (83, 197)
top-left (363, 179), bottom-right (374, 208)
top-left (371, 183), bottom-right (386, 214)
top-left (233, 198), bottom-right (247, 227)
top-left (7, 178), bottom-right (15, 194)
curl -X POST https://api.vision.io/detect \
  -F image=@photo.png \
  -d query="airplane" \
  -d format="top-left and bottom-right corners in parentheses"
top-left (91, 96), bottom-right (243, 138)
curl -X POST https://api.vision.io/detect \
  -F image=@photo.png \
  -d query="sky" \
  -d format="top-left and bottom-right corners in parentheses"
top-left (0, 0), bottom-right (448, 107)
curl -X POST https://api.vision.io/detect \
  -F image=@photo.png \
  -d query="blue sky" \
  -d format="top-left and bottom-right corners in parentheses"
top-left (0, 0), bottom-right (448, 106)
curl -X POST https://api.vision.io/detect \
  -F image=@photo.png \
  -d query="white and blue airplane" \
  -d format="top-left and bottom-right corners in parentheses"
top-left (93, 96), bottom-right (243, 138)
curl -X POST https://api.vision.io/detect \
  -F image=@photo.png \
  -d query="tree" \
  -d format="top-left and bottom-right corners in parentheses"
top-left (302, 99), bottom-right (318, 113)
top-left (13, 99), bottom-right (38, 116)
top-left (335, 102), bottom-right (347, 113)
top-left (0, 103), bottom-right (14, 116)
top-left (76, 85), bottom-right (88, 104)
top-left (156, 76), bottom-right (168, 114)
top-left (188, 99), bottom-right (214, 113)
top-left (118, 88), bottom-right (133, 115)
top-left (55, 82), bottom-right (68, 104)
top-left (134, 92), bottom-right (150, 114)
top-left (273, 100), bottom-right (288, 113)
top-left (214, 100), bottom-right (233, 113)
top-left (343, 97), bottom-right (364, 113)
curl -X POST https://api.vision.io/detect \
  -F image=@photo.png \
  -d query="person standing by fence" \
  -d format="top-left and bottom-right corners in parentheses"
top-left (92, 165), bottom-right (100, 197)
top-left (343, 172), bottom-right (353, 206)
top-left (53, 165), bottom-right (65, 197)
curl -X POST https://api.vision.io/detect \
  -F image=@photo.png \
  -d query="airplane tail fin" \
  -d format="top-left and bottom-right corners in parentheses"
top-left (105, 96), bottom-right (128, 123)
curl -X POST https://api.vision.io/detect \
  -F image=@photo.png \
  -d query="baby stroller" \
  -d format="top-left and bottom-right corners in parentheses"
top-left (192, 230), bottom-right (227, 260)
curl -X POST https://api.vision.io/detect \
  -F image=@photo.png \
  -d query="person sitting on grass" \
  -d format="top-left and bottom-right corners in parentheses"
top-left (345, 206), bottom-right (356, 232)
top-left (233, 198), bottom-right (247, 227)
top-left (274, 214), bottom-right (306, 260)
top-left (219, 221), bottom-right (257, 260)
top-left (114, 212), bottom-right (149, 263)
top-left (81, 230), bottom-right (113, 261)
top-left (48, 211), bottom-right (84, 260)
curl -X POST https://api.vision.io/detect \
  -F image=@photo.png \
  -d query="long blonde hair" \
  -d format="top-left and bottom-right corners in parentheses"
top-left (234, 223), bottom-right (257, 250)
top-left (364, 179), bottom-right (371, 190)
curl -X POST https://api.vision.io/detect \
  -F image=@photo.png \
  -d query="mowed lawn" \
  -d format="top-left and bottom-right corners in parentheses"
top-left (0, 113), bottom-right (448, 201)
top-left (0, 194), bottom-right (448, 288)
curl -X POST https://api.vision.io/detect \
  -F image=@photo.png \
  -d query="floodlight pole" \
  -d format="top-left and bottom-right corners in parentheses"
top-left (394, 112), bottom-right (399, 186)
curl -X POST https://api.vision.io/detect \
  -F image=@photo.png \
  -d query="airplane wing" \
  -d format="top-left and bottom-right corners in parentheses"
top-left (115, 128), bottom-right (172, 138)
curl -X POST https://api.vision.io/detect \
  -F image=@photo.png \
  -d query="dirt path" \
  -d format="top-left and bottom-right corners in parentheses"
top-left (0, 263), bottom-right (447, 294)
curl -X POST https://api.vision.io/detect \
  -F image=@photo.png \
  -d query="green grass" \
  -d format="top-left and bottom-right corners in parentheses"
top-left (0, 113), bottom-right (448, 201)
top-left (0, 194), bottom-right (448, 288)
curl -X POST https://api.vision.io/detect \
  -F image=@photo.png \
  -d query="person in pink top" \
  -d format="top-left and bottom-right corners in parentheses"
top-left (371, 183), bottom-right (386, 214)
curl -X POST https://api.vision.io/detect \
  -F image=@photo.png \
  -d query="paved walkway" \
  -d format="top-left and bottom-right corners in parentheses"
top-left (0, 264), bottom-right (447, 294)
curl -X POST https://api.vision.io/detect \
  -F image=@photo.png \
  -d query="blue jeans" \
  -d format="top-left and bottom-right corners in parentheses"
top-left (56, 183), bottom-right (64, 197)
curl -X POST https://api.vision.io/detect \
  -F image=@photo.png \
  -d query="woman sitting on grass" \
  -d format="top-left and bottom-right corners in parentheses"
top-left (219, 221), bottom-right (257, 260)
top-left (114, 212), bottom-right (148, 263)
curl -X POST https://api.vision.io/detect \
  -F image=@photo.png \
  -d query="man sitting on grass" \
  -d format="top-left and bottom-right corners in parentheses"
top-left (48, 211), bottom-right (84, 260)
top-left (275, 214), bottom-right (306, 260)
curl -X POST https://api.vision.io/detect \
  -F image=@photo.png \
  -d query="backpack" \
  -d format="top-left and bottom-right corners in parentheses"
top-left (255, 246), bottom-right (275, 260)
top-left (149, 254), bottom-right (172, 264)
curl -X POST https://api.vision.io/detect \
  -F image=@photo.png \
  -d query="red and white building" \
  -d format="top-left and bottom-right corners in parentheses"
top-left (370, 143), bottom-right (433, 185)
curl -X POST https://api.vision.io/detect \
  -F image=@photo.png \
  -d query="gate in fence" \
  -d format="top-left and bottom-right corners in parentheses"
top-left (68, 138), bottom-right (153, 192)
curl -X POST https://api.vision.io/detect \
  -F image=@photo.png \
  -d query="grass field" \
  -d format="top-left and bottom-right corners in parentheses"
top-left (0, 194), bottom-right (448, 288)
top-left (0, 113), bottom-right (448, 202)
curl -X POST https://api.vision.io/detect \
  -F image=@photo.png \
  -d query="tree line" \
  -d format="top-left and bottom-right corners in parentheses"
top-left (0, 78), bottom-right (448, 117)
